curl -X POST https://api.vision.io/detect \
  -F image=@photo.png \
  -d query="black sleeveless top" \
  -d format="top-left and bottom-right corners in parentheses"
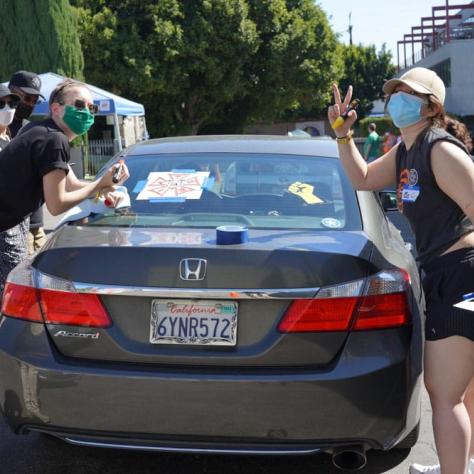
top-left (395, 127), bottom-right (473, 266)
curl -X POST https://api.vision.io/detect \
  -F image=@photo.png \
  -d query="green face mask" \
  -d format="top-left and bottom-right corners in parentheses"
top-left (63, 104), bottom-right (95, 135)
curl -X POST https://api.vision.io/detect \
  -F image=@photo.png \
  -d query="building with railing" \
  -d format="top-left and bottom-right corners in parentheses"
top-left (396, 1), bottom-right (474, 127)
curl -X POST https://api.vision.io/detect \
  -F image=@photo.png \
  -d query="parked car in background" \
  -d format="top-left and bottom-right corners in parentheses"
top-left (0, 136), bottom-right (423, 471)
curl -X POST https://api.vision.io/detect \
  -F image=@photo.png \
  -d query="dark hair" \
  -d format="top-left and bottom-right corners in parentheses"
top-left (425, 96), bottom-right (473, 152)
top-left (49, 79), bottom-right (87, 106)
top-left (445, 115), bottom-right (473, 153)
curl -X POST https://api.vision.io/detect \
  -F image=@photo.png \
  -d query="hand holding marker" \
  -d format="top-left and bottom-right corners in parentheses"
top-left (106, 160), bottom-right (124, 206)
top-left (95, 159), bottom-right (125, 207)
top-left (331, 99), bottom-right (360, 130)
top-left (112, 159), bottom-right (125, 184)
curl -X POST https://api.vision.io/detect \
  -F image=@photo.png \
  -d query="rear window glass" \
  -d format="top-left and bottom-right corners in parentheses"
top-left (85, 153), bottom-right (361, 230)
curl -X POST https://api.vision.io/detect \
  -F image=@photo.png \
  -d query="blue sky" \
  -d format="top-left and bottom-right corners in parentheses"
top-left (317, 0), bottom-right (446, 59)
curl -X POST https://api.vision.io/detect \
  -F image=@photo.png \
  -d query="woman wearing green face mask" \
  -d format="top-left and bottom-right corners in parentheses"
top-left (328, 68), bottom-right (474, 474)
top-left (0, 79), bottom-right (129, 294)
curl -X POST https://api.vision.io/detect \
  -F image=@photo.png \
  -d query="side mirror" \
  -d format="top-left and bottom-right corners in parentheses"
top-left (379, 190), bottom-right (398, 211)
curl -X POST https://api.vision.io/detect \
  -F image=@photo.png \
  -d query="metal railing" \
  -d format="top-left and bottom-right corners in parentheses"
top-left (85, 139), bottom-right (115, 176)
top-left (400, 23), bottom-right (474, 70)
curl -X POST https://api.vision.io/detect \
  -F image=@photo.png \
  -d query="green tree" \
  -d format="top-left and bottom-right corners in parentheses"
top-left (338, 44), bottom-right (395, 119)
top-left (73, 0), bottom-right (259, 136)
top-left (0, 0), bottom-right (84, 80)
top-left (203, 0), bottom-right (343, 132)
top-left (247, 0), bottom-right (341, 123)
top-left (72, 0), bottom-right (342, 136)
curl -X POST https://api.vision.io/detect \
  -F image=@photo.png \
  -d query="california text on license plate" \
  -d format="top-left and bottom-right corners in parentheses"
top-left (150, 299), bottom-right (238, 346)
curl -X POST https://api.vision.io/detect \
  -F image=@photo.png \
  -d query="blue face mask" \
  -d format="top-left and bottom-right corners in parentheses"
top-left (387, 91), bottom-right (427, 128)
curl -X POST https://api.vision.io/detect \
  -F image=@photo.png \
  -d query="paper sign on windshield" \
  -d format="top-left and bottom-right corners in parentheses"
top-left (136, 171), bottom-right (210, 200)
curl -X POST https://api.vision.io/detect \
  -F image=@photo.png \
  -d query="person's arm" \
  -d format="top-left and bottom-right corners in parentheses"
top-left (64, 165), bottom-right (90, 192)
top-left (43, 164), bottom-right (129, 215)
top-left (329, 84), bottom-right (398, 190)
top-left (431, 141), bottom-right (474, 223)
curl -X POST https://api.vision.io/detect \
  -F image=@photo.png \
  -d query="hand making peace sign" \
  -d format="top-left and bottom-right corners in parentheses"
top-left (327, 84), bottom-right (358, 138)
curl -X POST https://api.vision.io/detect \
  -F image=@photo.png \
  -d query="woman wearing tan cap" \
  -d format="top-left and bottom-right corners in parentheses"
top-left (328, 67), bottom-right (474, 474)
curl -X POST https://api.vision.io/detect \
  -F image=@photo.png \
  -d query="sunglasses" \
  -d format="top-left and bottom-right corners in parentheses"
top-left (71, 99), bottom-right (99, 115)
top-left (0, 97), bottom-right (20, 110)
top-left (14, 90), bottom-right (42, 106)
top-left (23, 94), bottom-right (42, 106)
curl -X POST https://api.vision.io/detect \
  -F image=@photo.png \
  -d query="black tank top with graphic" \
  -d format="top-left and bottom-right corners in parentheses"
top-left (395, 127), bottom-right (473, 266)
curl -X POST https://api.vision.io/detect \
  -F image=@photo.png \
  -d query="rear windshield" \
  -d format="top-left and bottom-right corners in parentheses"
top-left (84, 152), bottom-right (361, 230)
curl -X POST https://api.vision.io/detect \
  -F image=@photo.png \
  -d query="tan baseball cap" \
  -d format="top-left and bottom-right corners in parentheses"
top-left (383, 67), bottom-right (445, 104)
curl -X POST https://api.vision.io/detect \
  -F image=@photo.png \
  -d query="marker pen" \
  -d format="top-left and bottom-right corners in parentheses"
top-left (332, 99), bottom-right (360, 130)
top-left (112, 159), bottom-right (125, 184)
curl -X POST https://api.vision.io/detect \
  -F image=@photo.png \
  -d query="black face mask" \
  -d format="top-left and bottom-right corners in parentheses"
top-left (14, 101), bottom-right (35, 120)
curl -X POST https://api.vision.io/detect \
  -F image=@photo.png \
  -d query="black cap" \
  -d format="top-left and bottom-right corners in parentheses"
top-left (0, 84), bottom-right (20, 100)
top-left (8, 71), bottom-right (45, 99)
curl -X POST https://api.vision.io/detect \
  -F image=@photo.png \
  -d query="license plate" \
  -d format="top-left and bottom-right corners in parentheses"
top-left (150, 299), bottom-right (238, 346)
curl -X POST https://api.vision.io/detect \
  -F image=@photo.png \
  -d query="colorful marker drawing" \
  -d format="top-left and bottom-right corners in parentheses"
top-left (136, 172), bottom-right (210, 200)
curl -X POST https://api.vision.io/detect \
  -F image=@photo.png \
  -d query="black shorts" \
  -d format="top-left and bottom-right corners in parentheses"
top-left (421, 247), bottom-right (474, 341)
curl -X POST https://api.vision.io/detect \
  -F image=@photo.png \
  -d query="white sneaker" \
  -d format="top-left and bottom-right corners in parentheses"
top-left (410, 458), bottom-right (474, 474)
top-left (409, 464), bottom-right (440, 474)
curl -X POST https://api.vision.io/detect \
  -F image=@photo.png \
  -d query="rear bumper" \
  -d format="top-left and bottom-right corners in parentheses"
top-left (0, 317), bottom-right (423, 452)
top-left (21, 426), bottom-right (329, 455)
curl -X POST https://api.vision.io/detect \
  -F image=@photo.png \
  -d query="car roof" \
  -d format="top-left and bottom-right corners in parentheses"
top-left (125, 135), bottom-right (339, 158)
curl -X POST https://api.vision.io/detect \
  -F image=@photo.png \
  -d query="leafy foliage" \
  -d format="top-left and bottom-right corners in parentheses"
top-left (71, 0), bottom-right (342, 136)
top-left (338, 44), bottom-right (395, 120)
top-left (0, 0), bottom-right (84, 80)
top-left (72, 0), bottom-right (259, 135)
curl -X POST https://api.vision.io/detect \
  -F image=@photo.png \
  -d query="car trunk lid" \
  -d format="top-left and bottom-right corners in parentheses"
top-left (32, 226), bottom-right (375, 368)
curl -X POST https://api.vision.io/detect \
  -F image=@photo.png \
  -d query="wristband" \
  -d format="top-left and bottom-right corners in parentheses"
top-left (336, 131), bottom-right (353, 145)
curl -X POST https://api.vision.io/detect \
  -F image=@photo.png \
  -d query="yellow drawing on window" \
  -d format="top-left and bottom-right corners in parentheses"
top-left (288, 182), bottom-right (323, 204)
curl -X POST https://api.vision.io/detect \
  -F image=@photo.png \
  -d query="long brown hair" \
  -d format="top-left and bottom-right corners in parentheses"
top-left (427, 96), bottom-right (473, 152)
top-left (445, 115), bottom-right (473, 153)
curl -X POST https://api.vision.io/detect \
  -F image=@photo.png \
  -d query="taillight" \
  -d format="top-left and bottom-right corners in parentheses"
top-left (353, 293), bottom-right (408, 330)
top-left (2, 283), bottom-right (43, 322)
top-left (1, 259), bottom-right (111, 328)
top-left (277, 297), bottom-right (358, 332)
top-left (278, 269), bottom-right (410, 333)
top-left (1, 260), bottom-right (43, 322)
top-left (39, 289), bottom-right (111, 327)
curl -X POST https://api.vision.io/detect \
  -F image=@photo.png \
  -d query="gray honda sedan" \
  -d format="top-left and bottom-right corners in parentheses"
top-left (0, 136), bottom-right (423, 471)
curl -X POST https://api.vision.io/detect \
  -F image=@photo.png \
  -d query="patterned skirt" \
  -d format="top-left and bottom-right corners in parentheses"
top-left (0, 218), bottom-right (30, 296)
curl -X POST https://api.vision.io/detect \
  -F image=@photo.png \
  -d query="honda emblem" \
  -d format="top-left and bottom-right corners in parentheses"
top-left (179, 258), bottom-right (207, 281)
